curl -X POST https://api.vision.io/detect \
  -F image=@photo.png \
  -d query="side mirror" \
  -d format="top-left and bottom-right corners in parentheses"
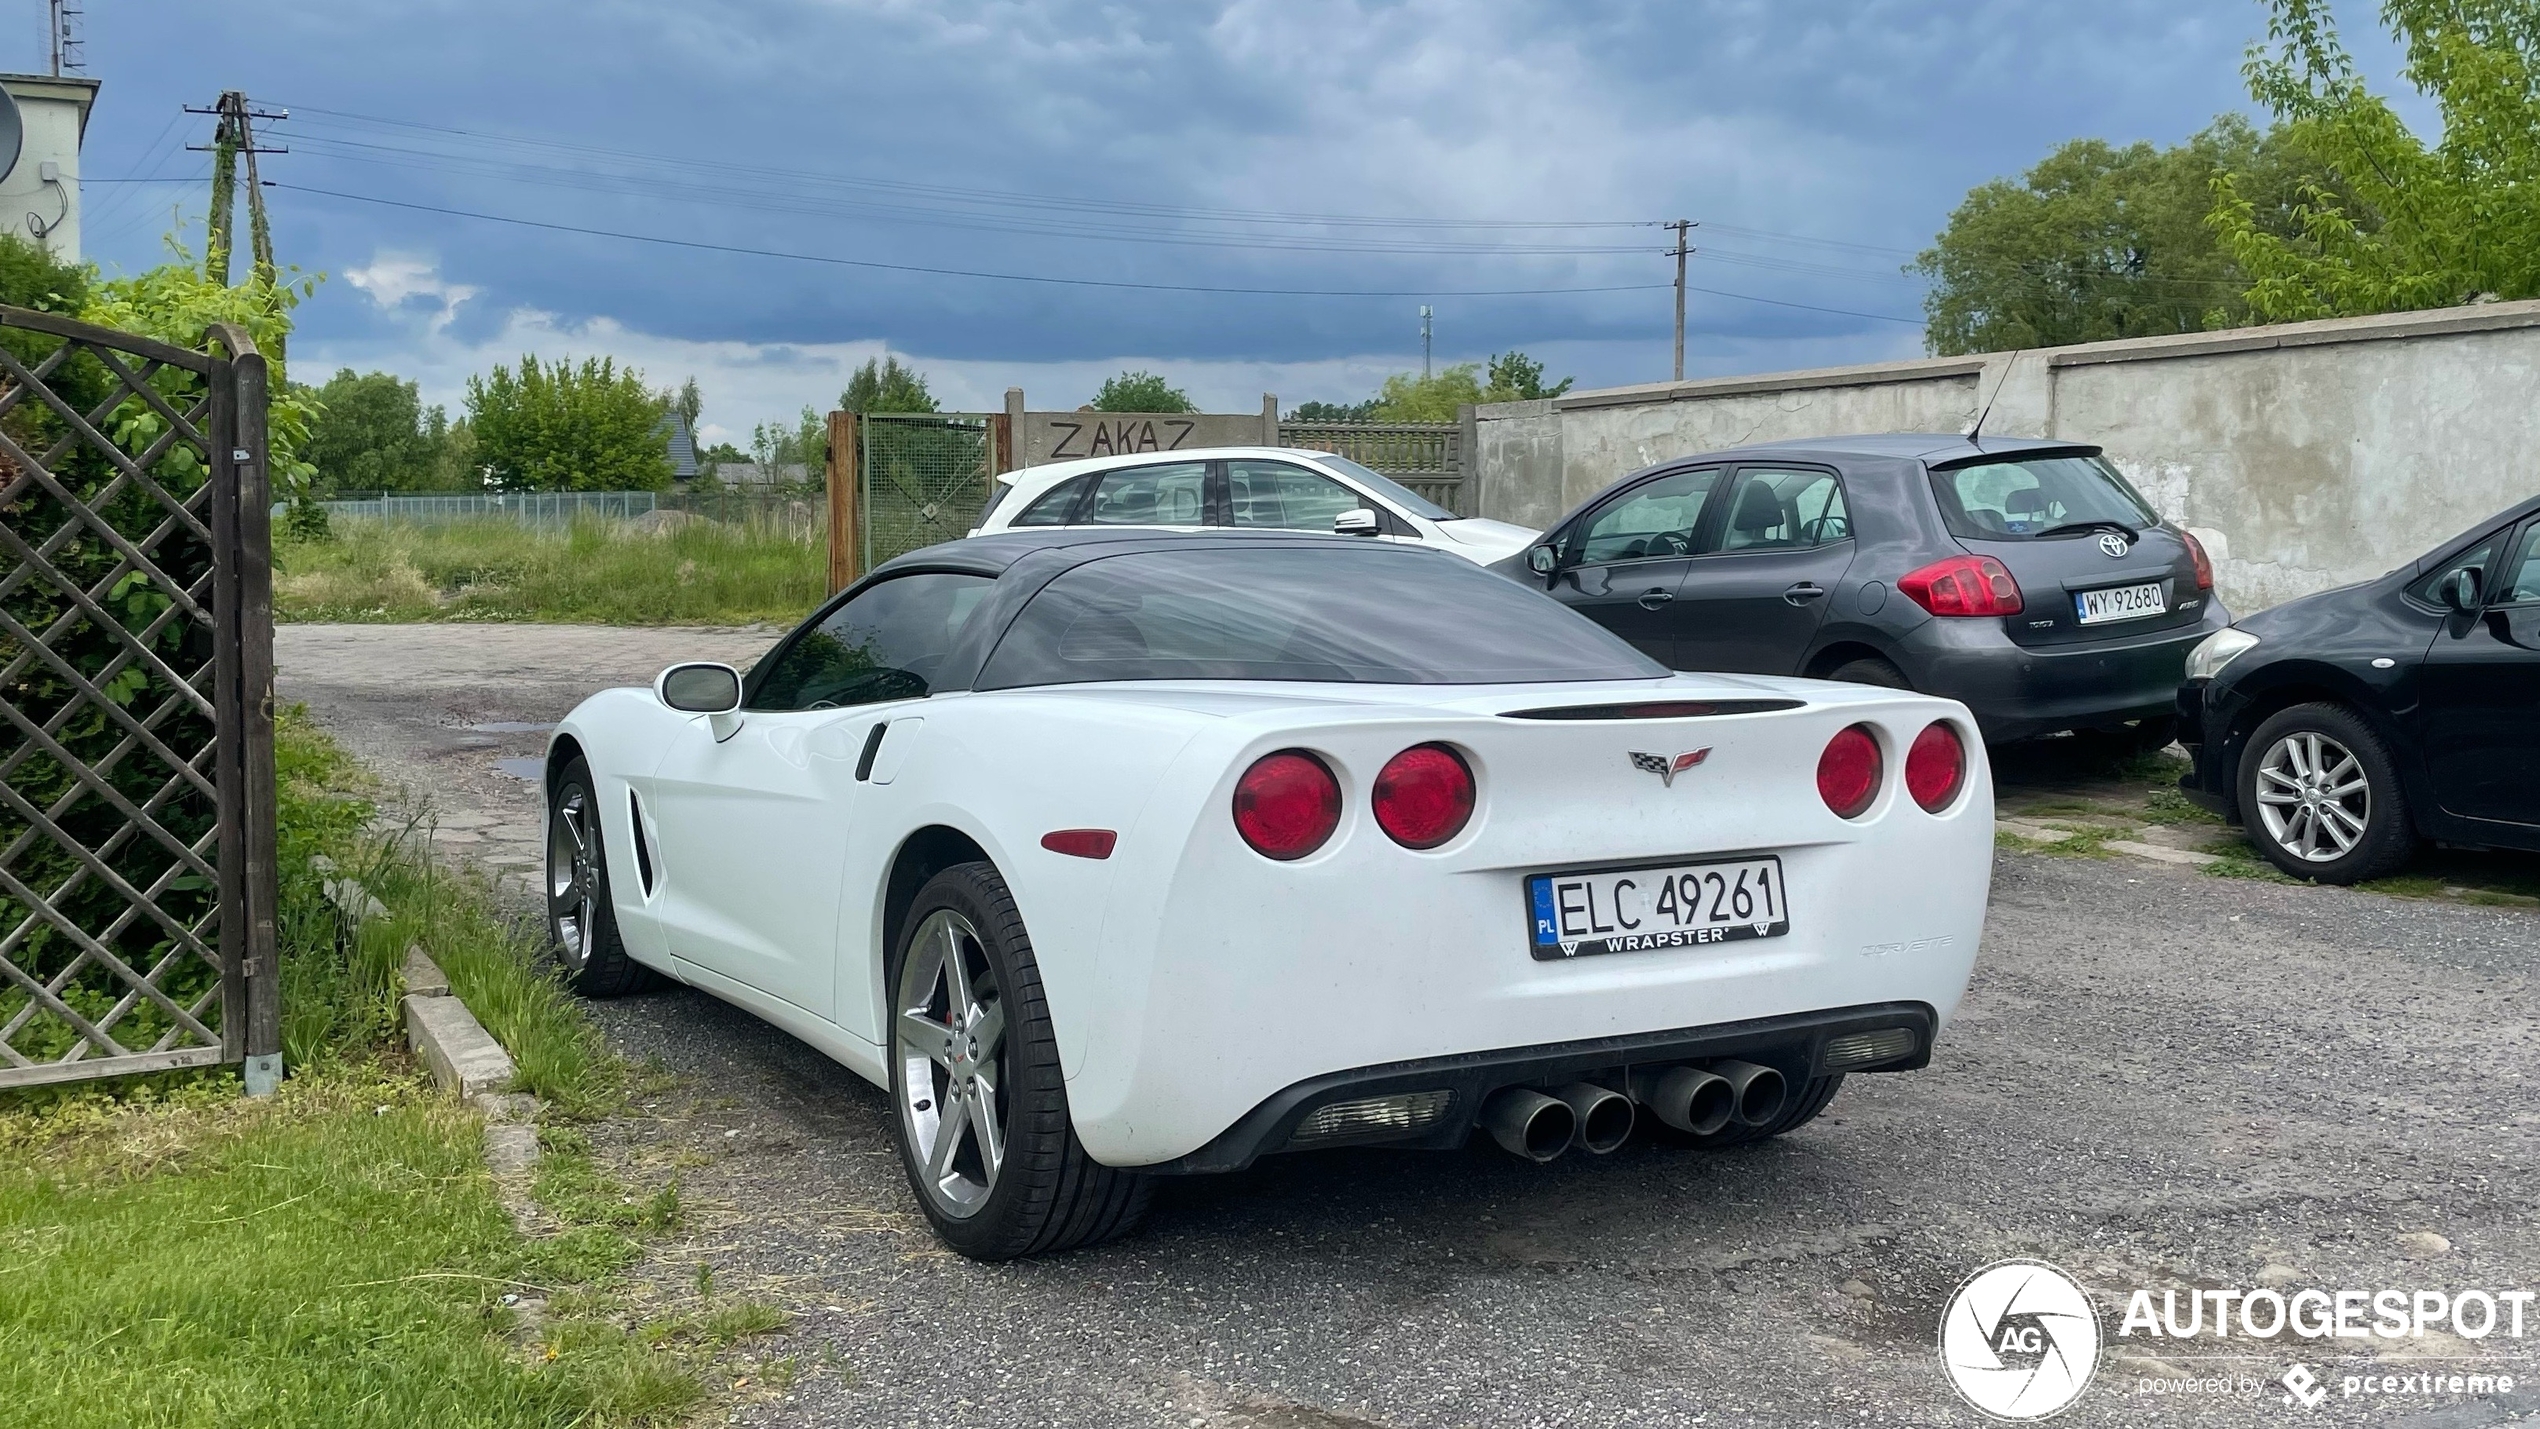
top-left (2437, 567), bottom-right (2484, 613)
top-left (1333, 508), bottom-right (1380, 537)
top-left (656, 662), bottom-right (742, 714)
top-left (1526, 544), bottom-right (1559, 583)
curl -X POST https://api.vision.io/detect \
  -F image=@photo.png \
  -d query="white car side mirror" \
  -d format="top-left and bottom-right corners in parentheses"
top-left (657, 663), bottom-right (742, 714)
top-left (1334, 508), bottom-right (1380, 537)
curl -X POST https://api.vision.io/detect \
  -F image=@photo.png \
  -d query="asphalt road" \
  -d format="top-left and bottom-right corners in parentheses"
top-left (277, 624), bottom-right (2540, 1429)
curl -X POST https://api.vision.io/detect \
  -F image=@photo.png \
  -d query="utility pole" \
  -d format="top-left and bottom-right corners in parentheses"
top-left (1419, 305), bottom-right (1434, 379)
top-left (1668, 219), bottom-right (1694, 383)
top-left (187, 92), bottom-right (289, 291)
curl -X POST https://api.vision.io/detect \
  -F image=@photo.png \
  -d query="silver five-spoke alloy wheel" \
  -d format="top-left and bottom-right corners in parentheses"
top-left (894, 909), bottom-right (1008, 1219)
top-left (548, 784), bottom-right (601, 972)
top-left (2253, 729), bottom-right (2371, 863)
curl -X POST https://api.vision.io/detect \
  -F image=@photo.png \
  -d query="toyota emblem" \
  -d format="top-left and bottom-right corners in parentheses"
top-left (2096, 532), bottom-right (2130, 558)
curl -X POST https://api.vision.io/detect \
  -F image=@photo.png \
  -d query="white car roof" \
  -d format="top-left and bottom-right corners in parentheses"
top-left (992, 446), bottom-right (1356, 503)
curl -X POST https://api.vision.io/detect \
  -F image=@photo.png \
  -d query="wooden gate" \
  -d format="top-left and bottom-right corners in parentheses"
top-left (0, 307), bottom-right (278, 1091)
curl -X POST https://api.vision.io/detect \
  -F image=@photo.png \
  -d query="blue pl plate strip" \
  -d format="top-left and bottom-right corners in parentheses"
top-left (1528, 876), bottom-right (1558, 946)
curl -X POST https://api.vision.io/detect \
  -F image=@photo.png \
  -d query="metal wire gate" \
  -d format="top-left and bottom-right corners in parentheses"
top-left (859, 413), bottom-right (995, 571)
top-left (0, 307), bottom-right (279, 1092)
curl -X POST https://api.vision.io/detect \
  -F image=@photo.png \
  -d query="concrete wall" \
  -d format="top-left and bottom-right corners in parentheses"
top-left (1471, 300), bottom-right (2540, 614)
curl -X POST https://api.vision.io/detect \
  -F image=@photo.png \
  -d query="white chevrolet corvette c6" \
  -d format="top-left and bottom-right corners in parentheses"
top-left (544, 531), bottom-right (1993, 1259)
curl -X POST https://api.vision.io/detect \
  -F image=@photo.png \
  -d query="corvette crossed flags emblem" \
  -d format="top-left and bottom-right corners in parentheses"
top-left (1629, 749), bottom-right (1710, 787)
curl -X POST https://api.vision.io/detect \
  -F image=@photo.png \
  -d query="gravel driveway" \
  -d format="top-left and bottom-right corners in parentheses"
top-left (278, 623), bottom-right (2540, 1428)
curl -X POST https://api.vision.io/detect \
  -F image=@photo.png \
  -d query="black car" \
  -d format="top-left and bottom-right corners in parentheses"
top-left (2177, 494), bottom-right (2540, 882)
top-left (1497, 434), bottom-right (2230, 743)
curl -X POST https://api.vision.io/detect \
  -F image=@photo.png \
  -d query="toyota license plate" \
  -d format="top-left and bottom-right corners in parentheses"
top-left (2075, 581), bottom-right (2165, 625)
top-left (1527, 856), bottom-right (1790, 961)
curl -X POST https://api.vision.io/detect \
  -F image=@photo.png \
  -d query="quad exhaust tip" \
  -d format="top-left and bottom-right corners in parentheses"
top-left (1486, 1060), bottom-right (1789, 1161)
top-left (1710, 1059), bottom-right (1788, 1127)
top-left (1551, 1081), bottom-right (1635, 1154)
top-left (1482, 1087), bottom-right (1574, 1161)
top-left (1630, 1065), bottom-right (1737, 1136)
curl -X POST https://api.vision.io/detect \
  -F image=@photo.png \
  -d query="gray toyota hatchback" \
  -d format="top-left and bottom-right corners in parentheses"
top-left (1494, 434), bottom-right (2230, 743)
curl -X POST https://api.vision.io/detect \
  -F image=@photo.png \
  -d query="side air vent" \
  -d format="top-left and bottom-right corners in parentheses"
top-left (1501, 699), bottom-right (1804, 721)
top-left (628, 789), bottom-right (657, 896)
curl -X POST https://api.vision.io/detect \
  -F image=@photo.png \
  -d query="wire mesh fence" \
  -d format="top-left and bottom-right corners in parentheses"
top-left (1276, 420), bottom-right (1465, 512)
top-left (299, 487), bottom-right (825, 540)
top-left (860, 414), bottom-right (994, 569)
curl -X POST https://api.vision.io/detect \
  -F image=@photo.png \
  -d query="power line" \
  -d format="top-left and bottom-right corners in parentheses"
top-left (267, 179), bottom-right (1925, 323)
top-left (265, 182), bottom-right (1672, 298)
top-left (259, 133), bottom-right (1657, 257)
top-left (274, 103), bottom-right (1653, 234)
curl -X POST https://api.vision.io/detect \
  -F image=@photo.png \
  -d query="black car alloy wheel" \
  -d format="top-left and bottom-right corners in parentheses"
top-left (2235, 704), bottom-right (2416, 883)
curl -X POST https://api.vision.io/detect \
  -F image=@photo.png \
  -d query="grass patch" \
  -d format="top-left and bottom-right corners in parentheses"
top-left (2139, 785), bottom-right (2228, 827)
top-left (0, 1072), bottom-right (705, 1428)
top-left (276, 516), bottom-right (825, 626)
top-left (0, 712), bottom-right (783, 1424)
top-left (266, 709), bottom-right (617, 1113)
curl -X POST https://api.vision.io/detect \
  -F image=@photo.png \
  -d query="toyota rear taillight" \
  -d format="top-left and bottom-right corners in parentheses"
top-left (2181, 529), bottom-right (2215, 591)
top-left (1905, 721), bottom-right (1967, 812)
top-left (1372, 743), bottom-right (1475, 849)
top-left (1817, 724), bottom-right (1882, 819)
top-left (1899, 555), bottom-right (2023, 616)
top-left (1233, 750), bottom-right (1342, 860)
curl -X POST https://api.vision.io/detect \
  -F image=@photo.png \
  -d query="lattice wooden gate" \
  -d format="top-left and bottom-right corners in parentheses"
top-left (0, 307), bottom-right (277, 1092)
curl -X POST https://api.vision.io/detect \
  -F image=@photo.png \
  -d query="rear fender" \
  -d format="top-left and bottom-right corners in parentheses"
top-left (840, 693), bottom-right (1208, 1073)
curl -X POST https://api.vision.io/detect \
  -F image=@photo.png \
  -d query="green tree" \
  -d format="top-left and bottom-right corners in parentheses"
top-left (464, 355), bottom-right (672, 492)
top-left (1089, 370), bottom-right (1194, 413)
top-left (1483, 350), bottom-right (1573, 401)
top-left (841, 355), bottom-right (938, 414)
top-left (1288, 398), bottom-right (1377, 422)
top-left (1370, 364), bottom-right (1485, 422)
top-left (749, 405), bottom-right (829, 487)
top-left (1915, 117), bottom-right (2326, 355)
top-left (2213, 0), bottom-right (2540, 320)
top-left (303, 368), bottom-right (454, 493)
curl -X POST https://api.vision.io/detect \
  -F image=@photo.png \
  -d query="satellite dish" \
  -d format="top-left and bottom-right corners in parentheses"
top-left (0, 88), bottom-right (22, 187)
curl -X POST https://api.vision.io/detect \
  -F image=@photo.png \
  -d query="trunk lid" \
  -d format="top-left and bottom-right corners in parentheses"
top-left (1924, 449), bottom-right (2211, 647)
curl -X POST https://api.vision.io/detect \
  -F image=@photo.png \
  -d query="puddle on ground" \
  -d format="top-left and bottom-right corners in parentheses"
top-left (492, 757), bottom-right (546, 780)
top-left (469, 721), bottom-right (554, 734)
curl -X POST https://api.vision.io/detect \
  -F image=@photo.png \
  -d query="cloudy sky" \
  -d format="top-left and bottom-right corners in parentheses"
top-left (51, 1), bottom-right (2410, 446)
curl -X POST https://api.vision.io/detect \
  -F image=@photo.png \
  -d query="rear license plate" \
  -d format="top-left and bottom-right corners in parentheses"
top-left (1527, 856), bottom-right (1790, 960)
top-left (2075, 580), bottom-right (2166, 625)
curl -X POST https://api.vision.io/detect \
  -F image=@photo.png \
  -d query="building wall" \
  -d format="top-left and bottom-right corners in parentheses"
top-left (1470, 300), bottom-right (2540, 615)
top-left (0, 75), bottom-right (96, 261)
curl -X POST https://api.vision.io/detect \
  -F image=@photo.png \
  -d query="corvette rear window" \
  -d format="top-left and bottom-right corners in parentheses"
top-left (975, 547), bottom-right (1665, 688)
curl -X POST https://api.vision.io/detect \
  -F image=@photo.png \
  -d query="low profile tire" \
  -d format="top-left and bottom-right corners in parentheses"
top-left (1825, 657), bottom-right (1909, 690)
top-left (547, 757), bottom-right (657, 997)
top-left (2236, 703), bottom-right (2417, 884)
top-left (887, 861), bottom-right (1149, 1260)
top-left (1670, 1073), bottom-right (1845, 1150)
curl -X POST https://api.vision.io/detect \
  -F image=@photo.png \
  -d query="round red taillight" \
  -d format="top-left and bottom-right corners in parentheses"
top-left (1905, 721), bottom-right (1967, 812)
top-left (1816, 724), bottom-right (1883, 819)
top-left (1233, 750), bottom-right (1342, 860)
top-left (1373, 743), bottom-right (1475, 849)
